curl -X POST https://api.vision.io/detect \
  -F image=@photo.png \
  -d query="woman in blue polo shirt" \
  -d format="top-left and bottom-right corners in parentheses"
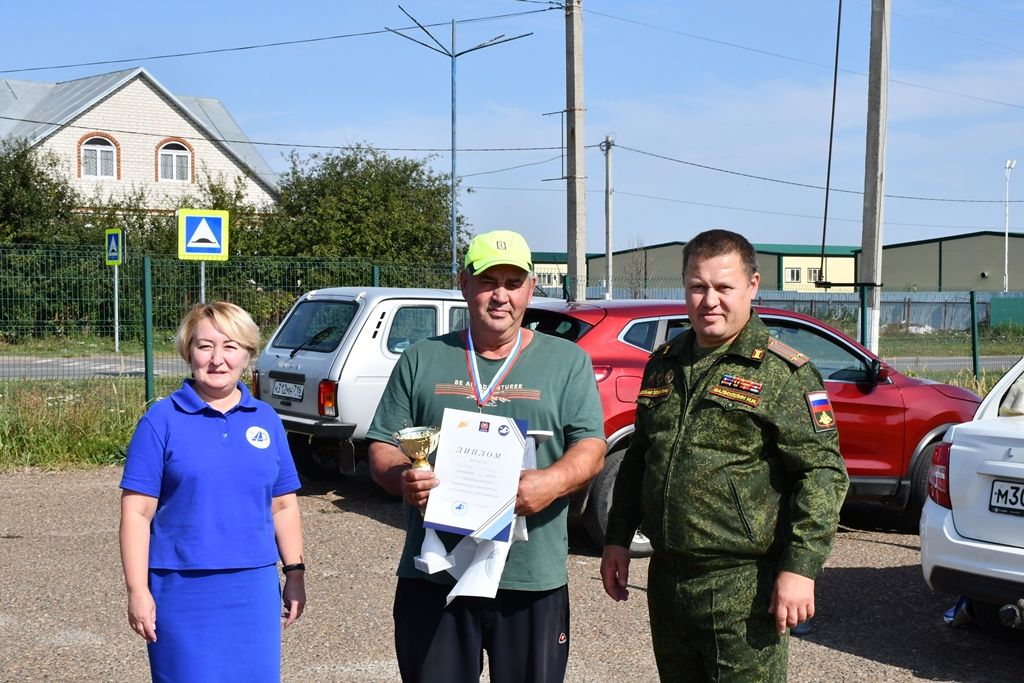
top-left (119, 302), bottom-right (305, 682)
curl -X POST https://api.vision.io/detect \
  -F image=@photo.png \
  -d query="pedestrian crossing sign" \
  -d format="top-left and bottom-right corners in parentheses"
top-left (105, 228), bottom-right (123, 266)
top-left (177, 209), bottom-right (230, 261)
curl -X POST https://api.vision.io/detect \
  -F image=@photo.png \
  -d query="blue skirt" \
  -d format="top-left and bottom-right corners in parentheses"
top-left (147, 565), bottom-right (281, 683)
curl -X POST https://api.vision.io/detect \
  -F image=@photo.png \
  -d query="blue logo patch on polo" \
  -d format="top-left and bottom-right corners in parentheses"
top-left (246, 426), bottom-right (272, 449)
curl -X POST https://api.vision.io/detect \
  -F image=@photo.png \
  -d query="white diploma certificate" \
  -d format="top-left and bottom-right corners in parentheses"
top-left (423, 408), bottom-right (527, 542)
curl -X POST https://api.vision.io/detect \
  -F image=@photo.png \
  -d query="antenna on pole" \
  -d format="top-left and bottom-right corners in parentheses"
top-left (388, 6), bottom-right (532, 286)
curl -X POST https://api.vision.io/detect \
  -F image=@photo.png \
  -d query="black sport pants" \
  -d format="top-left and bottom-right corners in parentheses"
top-left (393, 578), bottom-right (570, 683)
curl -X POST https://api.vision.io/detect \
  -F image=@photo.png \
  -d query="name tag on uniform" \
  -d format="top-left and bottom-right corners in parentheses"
top-left (709, 385), bottom-right (761, 408)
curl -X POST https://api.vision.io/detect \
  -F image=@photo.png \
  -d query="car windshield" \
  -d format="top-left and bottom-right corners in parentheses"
top-left (272, 300), bottom-right (357, 352)
top-left (523, 309), bottom-right (593, 342)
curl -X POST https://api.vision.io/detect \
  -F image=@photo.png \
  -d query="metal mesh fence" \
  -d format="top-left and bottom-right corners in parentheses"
top-left (3, 245), bottom-right (1024, 384)
top-left (3, 245), bottom-right (1024, 466)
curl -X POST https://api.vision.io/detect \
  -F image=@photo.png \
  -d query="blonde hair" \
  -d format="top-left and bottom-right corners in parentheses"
top-left (175, 302), bottom-right (261, 362)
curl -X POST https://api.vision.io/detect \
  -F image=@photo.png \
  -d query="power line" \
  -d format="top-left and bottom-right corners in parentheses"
top-left (5, 4), bottom-right (1021, 115)
top-left (586, 8), bottom-right (1024, 111)
top-left (6, 107), bottom-right (1015, 204)
top-left (613, 189), bottom-right (998, 231)
top-left (461, 155), bottom-right (562, 178)
top-left (888, 5), bottom-right (1024, 56)
top-left (0, 9), bottom-right (553, 75)
top-left (937, 0), bottom-right (1024, 31)
top-left (0, 114), bottom-right (560, 154)
top-left (616, 144), bottom-right (1024, 203)
top-left (466, 184), bottom-right (1000, 231)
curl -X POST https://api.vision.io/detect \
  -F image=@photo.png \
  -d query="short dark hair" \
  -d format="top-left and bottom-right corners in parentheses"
top-left (682, 229), bottom-right (758, 278)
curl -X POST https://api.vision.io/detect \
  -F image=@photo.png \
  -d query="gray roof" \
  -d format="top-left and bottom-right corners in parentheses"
top-left (0, 67), bottom-right (277, 194)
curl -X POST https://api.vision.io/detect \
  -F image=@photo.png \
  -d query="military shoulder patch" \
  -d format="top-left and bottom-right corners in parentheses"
top-left (806, 390), bottom-right (836, 432)
top-left (638, 387), bottom-right (671, 399)
top-left (767, 337), bottom-right (810, 367)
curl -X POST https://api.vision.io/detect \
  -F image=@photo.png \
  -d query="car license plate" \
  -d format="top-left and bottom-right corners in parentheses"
top-left (989, 479), bottom-right (1024, 516)
top-left (272, 380), bottom-right (304, 401)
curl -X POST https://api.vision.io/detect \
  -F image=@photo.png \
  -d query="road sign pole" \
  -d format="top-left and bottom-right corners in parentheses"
top-left (113, 264), bottom-right (120, 353)
top-left (177, 209), bottom-right (229, 301)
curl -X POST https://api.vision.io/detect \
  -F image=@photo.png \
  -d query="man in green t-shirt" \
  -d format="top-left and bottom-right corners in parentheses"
top-left (368, 229), bottom-right (606, 683)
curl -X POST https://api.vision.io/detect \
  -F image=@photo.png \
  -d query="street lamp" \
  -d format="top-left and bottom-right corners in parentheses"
top-left (388, 7), bottom-right (530, 285)
top-left (1005, 159), bottom-right (1016, 293)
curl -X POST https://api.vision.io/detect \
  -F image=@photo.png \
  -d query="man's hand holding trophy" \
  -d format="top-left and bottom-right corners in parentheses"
top-left (392, 425), bottom-right (452, 573)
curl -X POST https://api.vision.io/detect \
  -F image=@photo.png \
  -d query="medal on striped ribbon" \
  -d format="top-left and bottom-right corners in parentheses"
top-left (466, 329), bottom-right (523, 407)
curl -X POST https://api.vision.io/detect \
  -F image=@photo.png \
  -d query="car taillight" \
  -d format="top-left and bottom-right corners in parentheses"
top-left (593, 365), bottom-right (612, 383)
top-left (318, 380), bottom-right (337, 417)
top-left (928, 442), bottom-right (952, 509)
top-left (251, 369), bottom-right (261, 400)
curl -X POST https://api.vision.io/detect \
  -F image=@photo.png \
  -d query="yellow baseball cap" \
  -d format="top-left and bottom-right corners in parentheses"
top-left (463, 230), bottom-right (533, 274)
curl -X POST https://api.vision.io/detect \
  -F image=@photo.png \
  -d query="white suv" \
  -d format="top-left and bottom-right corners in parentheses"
top-left (252, 287), bottom-right (468, 478)
top-left (920, 356), bottom-right (1024, 638)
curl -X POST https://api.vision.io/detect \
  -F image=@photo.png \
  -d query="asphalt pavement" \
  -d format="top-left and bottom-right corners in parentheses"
top-left (0, 467), bottom-right (1020, 682)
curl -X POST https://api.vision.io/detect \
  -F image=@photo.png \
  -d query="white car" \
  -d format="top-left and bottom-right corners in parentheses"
top-left (252, 287), bottom-right (469, 479)
top-left (920, 356), bottom-right (1024, 637)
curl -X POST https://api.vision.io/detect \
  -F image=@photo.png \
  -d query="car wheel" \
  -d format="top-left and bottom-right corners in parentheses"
top-left (583, 448), bottom-right (653, 558)
top-left (287, 433), bottom-right (341, 481)
top-left (973, 600), bottom-right (1024, 641)
top-left (903, 443), bottom-right (935, 531)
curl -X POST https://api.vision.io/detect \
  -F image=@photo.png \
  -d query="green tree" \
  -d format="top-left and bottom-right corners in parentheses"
top-left (73, 167), bottom-right (269, 255)
top-left (261, 145), bottom-right (467, 262)
top-left (0, 137), bottom-right (81, 244)
top-left (184, 166), bottom-right (271, 256)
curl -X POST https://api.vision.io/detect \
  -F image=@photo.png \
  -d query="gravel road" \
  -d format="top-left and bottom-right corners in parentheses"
top-left (0, 467), bottom-right (1020, 682)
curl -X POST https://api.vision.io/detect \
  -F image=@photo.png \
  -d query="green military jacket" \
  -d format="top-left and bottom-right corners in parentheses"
top-left (605, 312), bottom-right (849, 579)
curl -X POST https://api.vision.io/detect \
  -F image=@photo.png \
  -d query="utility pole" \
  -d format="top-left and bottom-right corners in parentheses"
top-left (860, 0), bottom-right (890, 353)
top-left (600, 135), bottom-right (614, 299)
top-left (1005, 159), bottom-right (1016, 293)
top-left (565, 0), bottom-right (586, 301)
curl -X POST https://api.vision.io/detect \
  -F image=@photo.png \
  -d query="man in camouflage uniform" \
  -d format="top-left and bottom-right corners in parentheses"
top-left (600, 229), bottom-right (849, 682)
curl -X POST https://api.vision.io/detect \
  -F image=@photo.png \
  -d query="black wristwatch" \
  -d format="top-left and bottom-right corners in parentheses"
top-left (282, 562), bottom-right (306, 574)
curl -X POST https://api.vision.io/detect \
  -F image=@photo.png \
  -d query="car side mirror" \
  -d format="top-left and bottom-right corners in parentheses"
top-left (868, 359), bottom-right (892, 384)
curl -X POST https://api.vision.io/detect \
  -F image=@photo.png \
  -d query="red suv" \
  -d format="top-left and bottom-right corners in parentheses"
top-left (523, 299), bottom-right (981, 555)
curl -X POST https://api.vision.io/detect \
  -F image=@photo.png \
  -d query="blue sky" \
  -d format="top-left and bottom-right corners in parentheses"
top-left (4, 1), bottom-right (1024, 255)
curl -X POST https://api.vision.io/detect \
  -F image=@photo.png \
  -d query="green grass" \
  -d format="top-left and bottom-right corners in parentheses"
top-left (899, 367), bottom-right (998, 397)
top-left (0, 326), bottom-right (1015, 469)
top-left (879, 332), bottom-right (1024, 357)
top-left (0, 377), bottom-right (181, 469)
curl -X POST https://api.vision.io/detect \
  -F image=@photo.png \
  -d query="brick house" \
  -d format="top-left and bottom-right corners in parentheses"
top-left (0, 67), bottom-right (277, 208)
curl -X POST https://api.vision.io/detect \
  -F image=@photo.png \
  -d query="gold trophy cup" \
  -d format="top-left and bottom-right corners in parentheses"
top-left (393, 426), bottom-right (441, 470)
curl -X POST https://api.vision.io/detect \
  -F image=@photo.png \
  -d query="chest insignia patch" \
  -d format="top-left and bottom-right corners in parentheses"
top-left (246, 426), bottom-right (272, 449)
top-left (720, 374), bottom-right (762, 395)
top-left (638, 386), bottom-right (671, 399)
top-left (709, 385), bottom-right (761, 408)
top-left (751, 348), bottom-right (766, 361)
top-left (806, 391), bottom-right (837, 432)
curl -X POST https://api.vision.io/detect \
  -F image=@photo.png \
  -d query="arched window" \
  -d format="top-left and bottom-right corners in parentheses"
top-left (81, 136), bottom-right (117, 178)
top-left (159, 142), bottom-right (192, 181)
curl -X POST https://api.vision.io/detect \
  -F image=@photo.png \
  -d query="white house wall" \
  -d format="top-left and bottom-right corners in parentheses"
top-left (38, 76), bottom-right (275, 207)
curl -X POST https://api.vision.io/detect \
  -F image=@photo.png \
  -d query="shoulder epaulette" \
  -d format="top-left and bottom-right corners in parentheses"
top-left (767, 336), bottom-right (810, 367)
top-left (650, 341), bottom-right (672, 358)
top-left (650, 331), bottom-right (689, 358)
